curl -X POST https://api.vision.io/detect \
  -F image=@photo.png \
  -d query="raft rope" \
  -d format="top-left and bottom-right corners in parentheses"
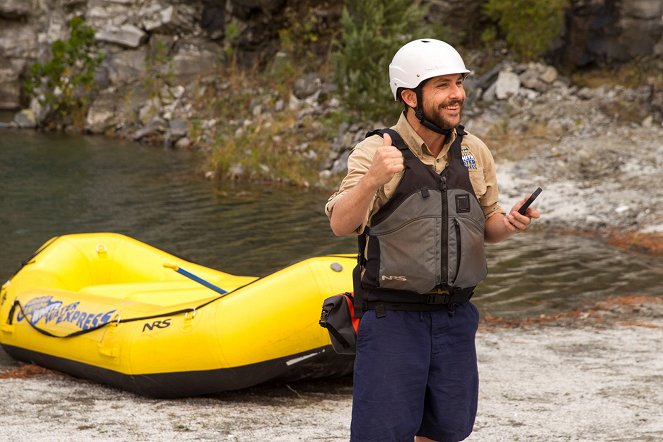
top-left (4, 277), bottom-right (258, 339)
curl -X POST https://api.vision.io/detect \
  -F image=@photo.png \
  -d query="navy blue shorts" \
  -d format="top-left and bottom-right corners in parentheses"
top-left (350, 302), bottom-right (480, 442)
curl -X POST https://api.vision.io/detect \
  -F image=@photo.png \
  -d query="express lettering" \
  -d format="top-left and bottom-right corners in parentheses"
top-left (142, 319), bottom-right (171, 332)
top-left (17, 296), bottom-right (116, 331)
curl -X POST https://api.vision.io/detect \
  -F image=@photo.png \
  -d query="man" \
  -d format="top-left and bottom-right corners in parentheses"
top-left (325, 39), bottom-right (540, 441)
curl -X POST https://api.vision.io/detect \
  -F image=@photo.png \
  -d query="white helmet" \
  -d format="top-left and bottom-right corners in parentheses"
top-left (389, 39), bottom-right (470, 100)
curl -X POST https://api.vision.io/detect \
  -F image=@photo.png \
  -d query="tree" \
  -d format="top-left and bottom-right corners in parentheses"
top-left (333, 0), bottom-right (440, 122)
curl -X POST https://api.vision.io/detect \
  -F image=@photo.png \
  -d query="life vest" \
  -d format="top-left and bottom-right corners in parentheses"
top-left (357, 126), bottom-right (487, 305)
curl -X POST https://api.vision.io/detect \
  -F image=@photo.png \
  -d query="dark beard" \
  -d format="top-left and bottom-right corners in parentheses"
top-left (424, 99), bottom-right (464, 129)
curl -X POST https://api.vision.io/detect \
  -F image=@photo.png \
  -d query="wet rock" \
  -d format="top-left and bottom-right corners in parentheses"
top-left (14, 109), bottom-right (36, 128)
top-left (175, 137), bottom-right (191, 149)
top-left (86, 91), bottom-right (119, 134)
top-left (168, 118), bottom-right (188, 138)
top-left (133, 117), bottom-right (167, 141)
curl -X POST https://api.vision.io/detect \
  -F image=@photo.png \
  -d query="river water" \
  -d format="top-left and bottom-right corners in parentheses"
top-left (1, 130), bottom-right (661, 321)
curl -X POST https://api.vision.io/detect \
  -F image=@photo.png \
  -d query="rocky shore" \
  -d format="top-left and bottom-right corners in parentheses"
top-left (1, 295), bottom-right (661, 441)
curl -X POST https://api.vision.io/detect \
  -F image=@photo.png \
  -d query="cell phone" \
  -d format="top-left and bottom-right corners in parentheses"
top-left (518, 187), bottom-right (542, 215)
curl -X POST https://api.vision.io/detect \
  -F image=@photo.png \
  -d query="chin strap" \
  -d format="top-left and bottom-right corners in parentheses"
top-left (413, 87), bottom-right (454, 138)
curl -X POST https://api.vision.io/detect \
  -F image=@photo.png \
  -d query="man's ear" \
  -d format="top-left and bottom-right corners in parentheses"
top-left (400, 89), bottom-right (417, 108)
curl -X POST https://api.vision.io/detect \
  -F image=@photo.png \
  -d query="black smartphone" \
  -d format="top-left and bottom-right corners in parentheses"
top-left (518, 187), bottom-right (542, 215)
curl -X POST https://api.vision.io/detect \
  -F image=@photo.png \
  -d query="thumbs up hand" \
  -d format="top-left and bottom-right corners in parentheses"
top-left (365, 133), bottom-right (404, 188)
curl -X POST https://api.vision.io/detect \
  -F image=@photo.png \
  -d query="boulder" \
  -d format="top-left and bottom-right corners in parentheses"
top-left (96, 24), bottom-right (147, 48)
top-left (170, 39), bottom-right (223, 78)
top-left (133, 117), bottom-right (167, 141)
top-left (106, 46), bottom-right (147, 85)
top-left (495, 71), bottom-right (521, 100)
top-left (168, 118), bottom-right (188, 138)
top-left (293, 73), bottom-right (321, 100)
top-left (0, 65), bottom-right (22, 109)
top-left (140, 3), bottom-right (200, 34)
top-left (86, 92), bottom-right (119, 134)
top-left (0, 21), bottom-right (39, 59)
top-left (0, 0), bottom-right (32, 19)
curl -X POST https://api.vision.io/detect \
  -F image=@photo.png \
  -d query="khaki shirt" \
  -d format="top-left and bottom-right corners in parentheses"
top-left (326, 113), bottom-right (504, 233)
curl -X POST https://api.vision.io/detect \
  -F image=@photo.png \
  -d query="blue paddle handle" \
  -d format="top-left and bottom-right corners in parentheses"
top-left (166, 265), bottom-right (228, 294)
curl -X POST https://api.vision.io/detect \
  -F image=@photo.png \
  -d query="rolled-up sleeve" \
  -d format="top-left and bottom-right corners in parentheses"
top-left (325, 137), bottom-right (382, 233)
top-left (477, 142), bottom-right (503, 219)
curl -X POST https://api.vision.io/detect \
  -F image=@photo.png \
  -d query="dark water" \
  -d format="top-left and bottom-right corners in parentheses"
top-left (1, 130), bottom-right (661, 321)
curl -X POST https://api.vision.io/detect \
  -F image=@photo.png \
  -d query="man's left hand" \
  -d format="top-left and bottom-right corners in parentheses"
top-left (503, 197), bottom-right (541, 233)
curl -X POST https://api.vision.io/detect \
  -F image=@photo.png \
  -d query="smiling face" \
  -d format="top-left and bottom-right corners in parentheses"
top-left (419, 73), bottom-right (466, 130)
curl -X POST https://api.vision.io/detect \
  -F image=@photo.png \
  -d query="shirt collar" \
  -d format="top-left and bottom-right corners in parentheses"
top-left (394, 112), bottom-right (457, 158)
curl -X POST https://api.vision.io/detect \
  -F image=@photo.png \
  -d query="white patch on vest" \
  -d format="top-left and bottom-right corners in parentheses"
top-left (381, 275), bottom-right (408, 281)
top-left (286, 352), bottom-right (320, 366)
top-left (461, 145), bottom-right (478, 170)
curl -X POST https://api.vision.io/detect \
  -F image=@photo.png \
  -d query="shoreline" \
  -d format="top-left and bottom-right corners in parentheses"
top-left (1, 295), bottom-right (661, 441)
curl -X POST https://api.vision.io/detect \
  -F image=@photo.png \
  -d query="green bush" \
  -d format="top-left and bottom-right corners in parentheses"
top-left (332, 0), bottom-right (442, 123)
top-left (484, 0), bottom-right (569, 61)
top-left (24, 16), bottom-right (103, 128)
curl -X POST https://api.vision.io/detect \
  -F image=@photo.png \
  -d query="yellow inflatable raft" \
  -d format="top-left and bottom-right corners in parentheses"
top-left (0, 233), bottom-right (355, 397)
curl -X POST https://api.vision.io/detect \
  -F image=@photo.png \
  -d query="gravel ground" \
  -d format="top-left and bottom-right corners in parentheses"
top-left (493, 124), bottom-right (663, 237)
top-left (1, 297), bottom-right (661, 441)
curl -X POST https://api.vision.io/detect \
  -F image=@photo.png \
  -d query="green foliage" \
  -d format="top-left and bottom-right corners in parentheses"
top-left (144, 38), bottom-right (175, 98)
top-left (264, 5), bottom-right (329, 100)
top-left (24, 16), bottom-right (103, 127)
top-left (224, 22), bottom-right (241, 58)
top-left (481, 26), bottom-right (498, 46)
top-left (332, 0), bottom-right (442, 122)
top-left (483, 0), bottom-right (569, 60)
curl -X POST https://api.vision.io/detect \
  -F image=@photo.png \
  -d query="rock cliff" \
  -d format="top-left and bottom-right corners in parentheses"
top-left (1, 0), bottom-right (661, 112)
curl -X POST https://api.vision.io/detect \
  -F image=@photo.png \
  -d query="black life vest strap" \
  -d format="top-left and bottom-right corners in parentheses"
top-left (365, 128), bottom-right (415, 160)
top-left (367, 126), bottom-right (467, 165)
top-left (449, 124), bottom-right (466, 162)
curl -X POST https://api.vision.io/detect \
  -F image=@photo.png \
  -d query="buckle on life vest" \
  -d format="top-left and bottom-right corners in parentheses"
top-left (426, 291), bottom-right (451, 304)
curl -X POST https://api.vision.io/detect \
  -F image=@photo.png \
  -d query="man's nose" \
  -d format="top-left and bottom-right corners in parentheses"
top-left (449, 83), bottom-right (464, 100)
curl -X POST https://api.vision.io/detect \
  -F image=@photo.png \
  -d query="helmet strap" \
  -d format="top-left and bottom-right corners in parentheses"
top-left (413, 86), bottom-right (453, 138)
